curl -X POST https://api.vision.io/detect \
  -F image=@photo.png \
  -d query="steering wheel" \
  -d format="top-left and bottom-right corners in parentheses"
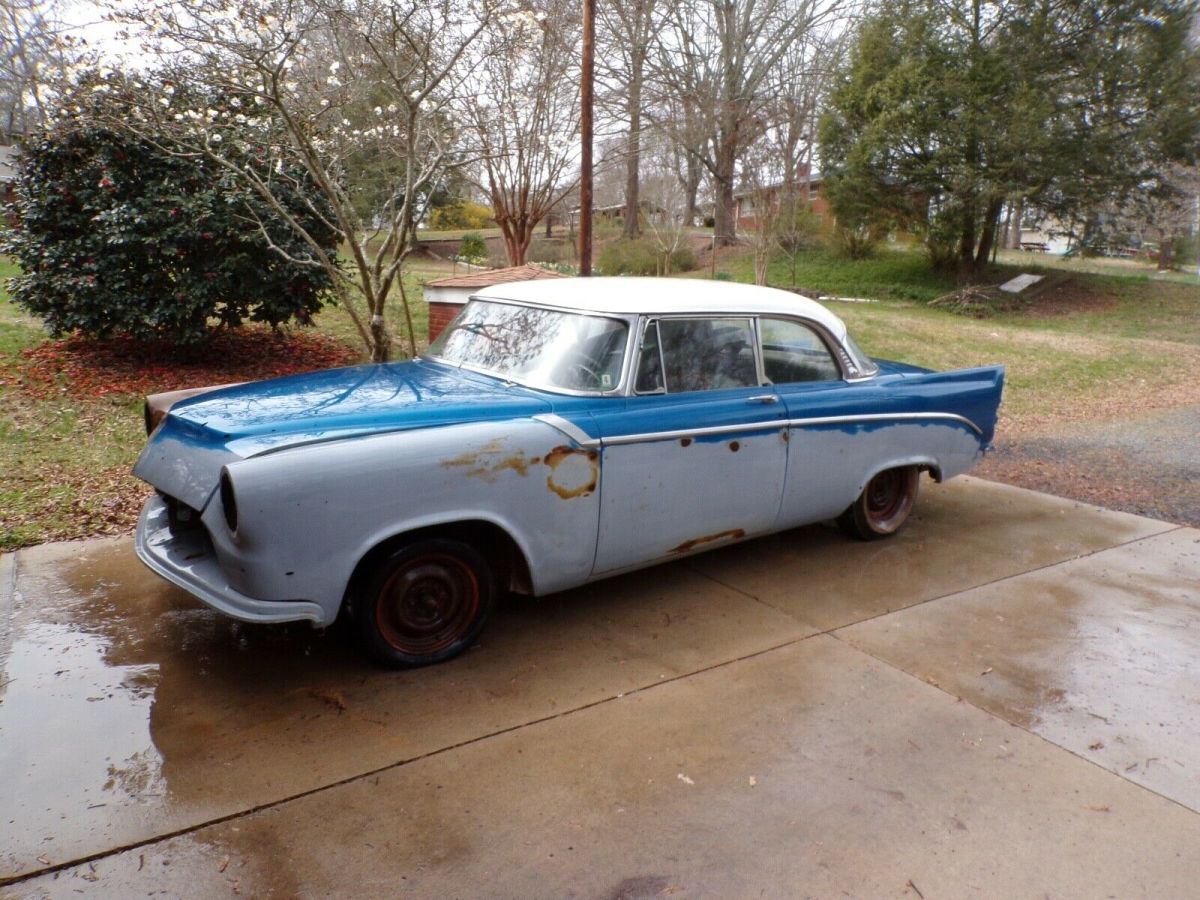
top-left (567, 361), bottom-right (604, 390)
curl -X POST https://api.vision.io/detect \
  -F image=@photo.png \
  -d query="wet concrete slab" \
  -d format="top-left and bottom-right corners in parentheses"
top-left (839, 526), bottom-right (1200, 811)
top-left (690, 476), bottom-right (1173, 630)
top-left (2, 477), bottom-right (1197, 896)
top-left (0, 538), bottom-right (811, 880)
top-left (11, 636), bottom-right (1200, 899)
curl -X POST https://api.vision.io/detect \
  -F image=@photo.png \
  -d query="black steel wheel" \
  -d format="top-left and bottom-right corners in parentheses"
top-left (355, 539), bottom-right (494, 667)
top-left (837, 466), bottom-right (921, 541)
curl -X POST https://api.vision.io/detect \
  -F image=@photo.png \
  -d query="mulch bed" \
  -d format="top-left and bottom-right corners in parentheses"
top-left (2, 326), bottom-right (362, 400)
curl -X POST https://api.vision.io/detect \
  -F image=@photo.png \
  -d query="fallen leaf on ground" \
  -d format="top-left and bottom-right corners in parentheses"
top-left (310, 688), bottom-right (348, 712)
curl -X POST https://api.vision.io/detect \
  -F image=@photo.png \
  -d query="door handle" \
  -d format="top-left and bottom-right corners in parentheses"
top-left (747, 395), bottom-right (778, 404)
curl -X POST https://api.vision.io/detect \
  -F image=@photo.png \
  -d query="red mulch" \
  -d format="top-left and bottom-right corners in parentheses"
top-left (2, 327), bottom-right (363, 400)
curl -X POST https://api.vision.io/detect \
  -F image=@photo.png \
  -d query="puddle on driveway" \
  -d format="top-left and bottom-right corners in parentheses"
top-left (0, 539), bottom-right (357, 879)
top-left (1, 617), bottom-right (163, 864)
top-left (1, 534), bottom-right (808, 881)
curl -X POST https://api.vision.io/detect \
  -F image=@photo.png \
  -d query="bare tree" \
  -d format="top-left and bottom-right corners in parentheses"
top-left (0, 0), bottom-right (68, 135)
top-left (463, 1), bottom-right (581, 266)
top-left (753, 20), bottom-right (849, 284)
top-left (654, 0), bottom-right (845, 246)
top-left (641, 133), bottom-right (689, 273)
top-left (596, 0), bottom-right (662, 239)
top-left (652, 90), bottom-right (708, 228)
top-left (105, 0), bottom-right (513, 362)
top-left (1104, 164), bottom-right (1200, 270)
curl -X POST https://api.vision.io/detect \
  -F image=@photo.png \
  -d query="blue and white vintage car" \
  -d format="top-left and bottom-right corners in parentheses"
top-left (134, 278), bottom-right (1004, 667)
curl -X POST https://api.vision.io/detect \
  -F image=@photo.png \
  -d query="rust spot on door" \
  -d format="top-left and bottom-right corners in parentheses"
top-left (544, 445), bottom-right (599, 499)
top-left (729, 441), bottom-right (740, 452)
top-left (668, 528), bottom-right (745, 555)
top-left (679, 437), bottom-right (692, 447)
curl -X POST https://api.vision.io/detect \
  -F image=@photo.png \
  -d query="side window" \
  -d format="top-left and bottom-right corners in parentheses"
top-left (656, 317), bottom-right (758, 393)
top-left (760, 318), bottom-right (841, 384)
top-left (635, 320), bottom-right (665, 393)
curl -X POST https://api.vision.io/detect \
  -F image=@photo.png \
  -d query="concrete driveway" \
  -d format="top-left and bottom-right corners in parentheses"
top-left (2, 477), bottom-right (1199, 898)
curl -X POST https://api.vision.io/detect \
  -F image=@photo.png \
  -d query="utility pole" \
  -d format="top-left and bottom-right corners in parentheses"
top-left (579, 0), bottom-right (594, 275)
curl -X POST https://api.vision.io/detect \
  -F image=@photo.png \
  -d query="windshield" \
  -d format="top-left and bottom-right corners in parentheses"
top-left (428, 300), bottom-right (630, 393)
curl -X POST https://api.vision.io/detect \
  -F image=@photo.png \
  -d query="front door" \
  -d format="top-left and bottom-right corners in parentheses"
top-left (590, 317), bottom-right (787, 574)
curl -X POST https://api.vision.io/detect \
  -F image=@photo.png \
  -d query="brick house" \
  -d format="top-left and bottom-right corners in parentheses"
top-left (423, 265), bottom-right (567, 342)
top-left (733, 173), bottom-right (830, 232)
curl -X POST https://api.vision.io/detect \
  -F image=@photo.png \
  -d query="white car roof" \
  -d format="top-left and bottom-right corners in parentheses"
top-left (473, 277), bottom-right (848, 340)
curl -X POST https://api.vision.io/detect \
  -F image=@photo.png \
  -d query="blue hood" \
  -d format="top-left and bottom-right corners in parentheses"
top-left (134, 360), bottom-right (555, 509)
top-left (168, 360), bottom-right (552, 447)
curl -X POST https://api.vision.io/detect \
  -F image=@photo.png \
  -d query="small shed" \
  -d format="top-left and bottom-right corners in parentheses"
top-left (423, 265), bottom-right (567, 342)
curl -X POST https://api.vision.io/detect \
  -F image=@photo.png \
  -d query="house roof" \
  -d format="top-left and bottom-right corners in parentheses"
top-left (425, 264), bottom-right (566, 289)
top-left (733, 174), bottom-right (824, 199)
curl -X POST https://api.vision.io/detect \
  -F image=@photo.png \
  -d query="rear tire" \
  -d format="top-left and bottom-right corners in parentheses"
top-left (837, 466), bottom-right (920, 541)
top-left (354, 539), bottom-right (494, 667)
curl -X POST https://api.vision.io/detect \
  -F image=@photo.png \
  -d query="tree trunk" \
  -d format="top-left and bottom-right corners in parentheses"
top-left (1157, 235), bottom-right (1174, 270)
top-left (623, 71), bottom-right (642, 240)
top-left (958, 201), bottom-right (978, 281)
top-left (683, 153), bottom-right (701, 226)
top-left (501, 221), bottom-right (526, 266)
top-left (1007, 199), bottom-right (1023, 249)
top-left (974, 198), bottom-right (1004, 272)
top-left (713, 133), bottom-right (738, 245)
top-left (369, 316), bottom-right (389, 363)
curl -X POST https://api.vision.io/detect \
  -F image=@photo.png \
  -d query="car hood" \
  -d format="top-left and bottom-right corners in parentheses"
top-left (133, 359), bottom-right (555, 510)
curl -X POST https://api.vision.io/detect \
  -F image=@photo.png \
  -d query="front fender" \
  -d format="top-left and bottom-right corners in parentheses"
top-left (206, 418), bottom-right (602, 619)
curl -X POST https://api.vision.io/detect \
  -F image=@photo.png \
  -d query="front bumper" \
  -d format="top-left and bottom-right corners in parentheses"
top-left (135, 494), bottom-right (327, 625)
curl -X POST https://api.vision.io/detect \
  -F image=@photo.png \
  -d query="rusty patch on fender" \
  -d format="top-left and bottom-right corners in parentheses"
top-left (668, 528), bottom-right (745, 555)
top-left (544, 445), bottom-right (599, 499)
top-left (441, 439), bottom-right (534, 482)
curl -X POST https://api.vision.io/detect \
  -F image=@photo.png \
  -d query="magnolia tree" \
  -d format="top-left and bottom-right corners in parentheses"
top-left (106, 0), bottom-right (518, 361)
top-left (461, 0), bottom-right (580, 266)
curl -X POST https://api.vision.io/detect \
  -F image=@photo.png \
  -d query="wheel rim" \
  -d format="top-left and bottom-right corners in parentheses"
top-left (375, 554), bottom-right (480, 656)
top-left (864, 469), bottom-right (914, 531)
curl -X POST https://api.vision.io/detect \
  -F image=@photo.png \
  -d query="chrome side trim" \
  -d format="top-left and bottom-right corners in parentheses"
top-left (787, 412), bottom-right (984, 436)
top-left (602, 420), bottom-right (786, 446)
top-left (599, 411), bottom-right (982, 447)
top-left (532, 414), bottom-right (601, 448)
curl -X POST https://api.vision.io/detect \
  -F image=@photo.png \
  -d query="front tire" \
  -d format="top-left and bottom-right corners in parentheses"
top-left (838, 466), bottom-right (921, 541)
top-left (355, 539), bottom-right (494, 667)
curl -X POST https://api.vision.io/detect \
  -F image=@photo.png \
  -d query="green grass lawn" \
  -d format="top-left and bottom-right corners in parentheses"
top-left (1, 272), bottom-right (151, 549)
top-left (717, 245), bottom-right (961, 302)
